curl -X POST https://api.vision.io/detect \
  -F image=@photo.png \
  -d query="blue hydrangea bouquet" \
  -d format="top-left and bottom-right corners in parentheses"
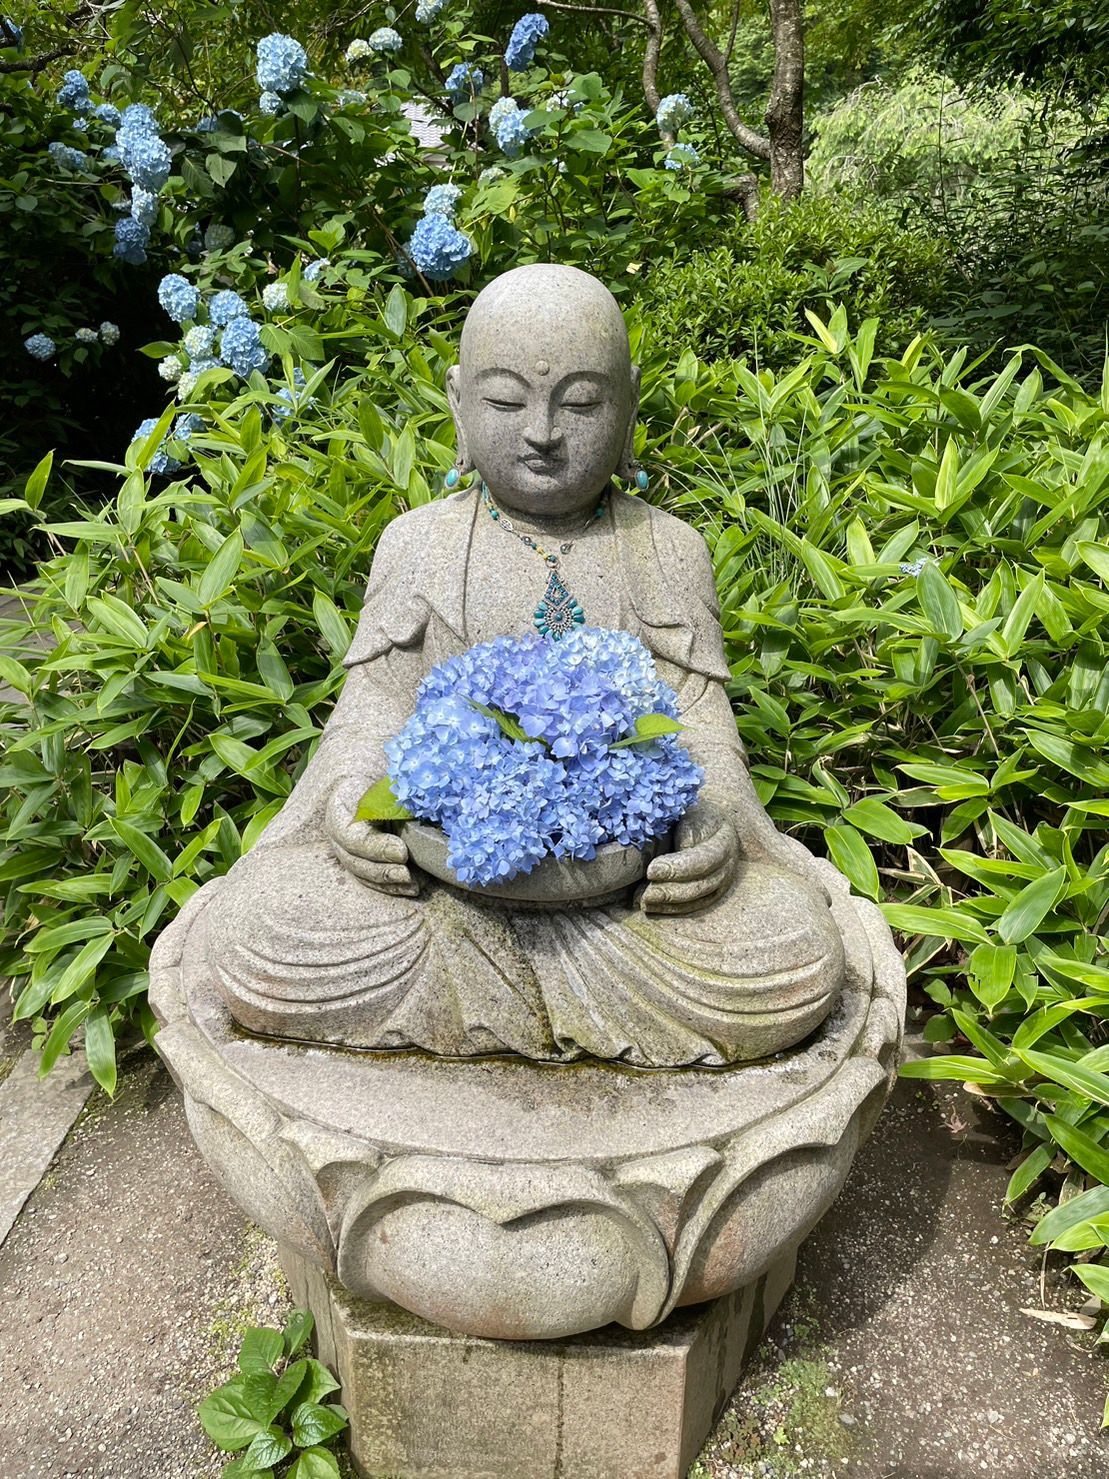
top-left (356, 628), bottom-right (703, 889)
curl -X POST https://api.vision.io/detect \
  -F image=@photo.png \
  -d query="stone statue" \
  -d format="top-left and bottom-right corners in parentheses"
top-left (151, 265), bottom-right (905, 1476)
top-left (204, 263), bottom-right (850, 1067)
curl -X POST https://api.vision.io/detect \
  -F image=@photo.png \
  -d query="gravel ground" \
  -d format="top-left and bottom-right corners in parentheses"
top-left (1, 1049), bottom-right (1107, 1478)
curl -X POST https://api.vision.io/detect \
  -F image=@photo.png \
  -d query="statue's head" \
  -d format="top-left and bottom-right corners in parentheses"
top-left (447, 264), bottom-right (640, 518)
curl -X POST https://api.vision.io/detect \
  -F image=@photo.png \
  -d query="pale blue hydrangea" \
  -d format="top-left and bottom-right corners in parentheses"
top-left (113, 216), bottom-right (149, 264)
top-left (130, 186), bottom-right (158, 225)
top-left (117, 104), bottom-right (158, 145)
top-left (102, 145), bottom-right (120, 163)
top-left (386, 629), bottom-right (702, 885)
top-left (131, 417), bottom-right (181, 475)
top-left (422, 182), bottom-right (462, 218)
top-left (209, 289), bottom-right (249, 325)
top-left (489, 96), bottom-right (531, 156)
top-left (75, 327), bottom-right (99, 344)
top-left (48, 142), bottom-right (87, 171)
top-left (2, 18), bottom-right (22, 48)
top-left (56, 70), bottom-right (90, 111)
top-left (416, 0), bottom-right (445, 20)
top-left (173, 412), bottom-right (204, 440)
top-left (72, 117), bottom-right (89, 132)
top-left (177, 358), bottom-right (220, 399)
top-left (900, 558), bottom-right (927, 577)
top-left (664, 142), bottom-right (699, 170)
top-left (505, 12), bottom-right (549, 71)
top-left (407, 213), bottom-right (473, 281)
top-left (24, 334), bottom-right (55, 361)
top-left (272, 367), bottom-right (308, 421)
top-left (262, 281), bottom-right (288, 312)
top-left (219, 316), bottom-right (269, 377)
top-left (255, 33), bottom-right (308, 95)
top-left (345, 39), bottom-right (372, 64)
top-left (203, 222), bottom-right (235, 253)
top-left (259, 91), bottom-right (282, 116)
top-left (157, 273), bottom-right (200, 323)
top-left (479, 165), bottom-right (505, 183)
top-left (183, 325), bottom-right (216, 359)
top-left (302, 258), bottom-right (330, 282)
top-left (158, 356), bottom-right (184, 382)
top-left (445, 62), bottom-right (483, 101)
top-left (92, 103), bottom-right (121, 127)
top-left (369, 27), bottom-right (402, 53)
top-left (99, 321), bottom-right (120, 345)
top-left (121, 129), bottom-right (171, 191)
top-left (336, 89), bottom-right (367, 107)
top-left (655, 93), bottom-right (693, 133)
top-left (196, 114), bottom-right (219, 133)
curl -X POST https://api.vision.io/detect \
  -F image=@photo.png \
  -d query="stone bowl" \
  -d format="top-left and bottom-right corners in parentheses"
top-left (401, 820), bottom-right (664, 906)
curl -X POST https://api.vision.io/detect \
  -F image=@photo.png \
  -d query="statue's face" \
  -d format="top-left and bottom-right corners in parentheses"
top-left (448, 268), bottom-right (638, 519)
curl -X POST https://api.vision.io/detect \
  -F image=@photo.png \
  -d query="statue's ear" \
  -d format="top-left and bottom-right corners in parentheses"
top-left (615, 363), bottom-right (642, 482)
top-left (446, 365), bottom-right (475, 474)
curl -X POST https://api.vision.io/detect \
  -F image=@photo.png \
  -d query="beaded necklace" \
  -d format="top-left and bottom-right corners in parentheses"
top-left (480, 482), bottom-right (607, 638)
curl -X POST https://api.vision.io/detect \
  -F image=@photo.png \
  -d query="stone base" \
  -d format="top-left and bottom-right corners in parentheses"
top-left (282, 1243), bottom-right (795, 1479)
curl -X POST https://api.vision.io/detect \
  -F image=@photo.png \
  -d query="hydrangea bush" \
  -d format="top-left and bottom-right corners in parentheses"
top-left (379, 629), bottom-right (703, 885)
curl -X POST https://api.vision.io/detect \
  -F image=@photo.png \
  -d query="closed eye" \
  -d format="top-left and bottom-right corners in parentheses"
top-left (484, 398), bottom-right (526, 410)
top-left (562, 401), bottom-right (601, 413)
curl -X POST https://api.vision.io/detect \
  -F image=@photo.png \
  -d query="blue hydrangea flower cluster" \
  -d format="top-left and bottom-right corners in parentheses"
top-left (130, 417), bottom-right (181, 475)
top-left (56, 70), bottom-right (91, 112)
top-left (369, 27), bottom-right (403, 52)
top-left (92, 102), bottom-right (121, 127)
top-left (157, 273), bottom-right (200, 323)
top-left (489, 96), bottom-right (532, 156)
top-left (262, 281), bottom-right (289, 312)
top-left (504, 12), bottom-right (549, 71)
top-left (113, 216), bottom-right (150, 265)
top-left (219, 316), bottom-right (269, 377)
top-left (1, 17), bottom-right (22, 48)
top-left (272, 367), bottom-right (308, 421)
top-left (255, 33), bottom-right (308, 95)
top-left (209, 289), bottom-right (249, 325)
top-left (259, 91), bottom-right (283, 116)
top-left (100, 321), bottom-right (120, 345)
top-left (303, 257), bottom-right (330, 281)
top-left (75, 327), bottom-right (99, 344)
top-left (24, 334), bottom-right (55, 361)
top-left (664, 142), bottom-right (699, 170)
top-left (422, 182), bottom-right (462, 217)
top-left (445, 62), bottom-right (483, 101)
top-left (407, 212), bottom-right (473, 281)
top-left (655, 93), bottom-right (693, 134)
top-left (47, 142), bottom-right (87, 171)
top-left (385, 628), bottom-right (703, 885)
top-left (117, 104), bottom-right (171, 192)
top-left (415, 0), bottom-right (445, 21)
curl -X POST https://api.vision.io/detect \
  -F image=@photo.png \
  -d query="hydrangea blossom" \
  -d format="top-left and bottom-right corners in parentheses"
top-left (48, 142), bottom-right (87, 171)
top-left (183, 325), bottom-right (216, 359)
top-left (196, 114), bottom-right (219, 133)
top-left (120, 127), bottom-right (171, 191)
top-left (255, 33), bottom-right (308, 95)
top-left (56, 70), bottom-right (90, 112)
top-left (157, 273), bottom-right (200, 323)
top-left (24, 334), bottom-right (55, 361)
top-left (259, 91), bottom-right (282, 116)
top-left (75, 327), bottom-right (99, 344)
top-left (422, 182), bottom-right (462, 218)
top-left (204, 222), bottom-right (235, 253)
top-left (504, 12), bottom-right (549, 71)
top-left (479, 165), bottom-right (505, 183)
top-left (177, 359), bottom-right (219, 399)
top-left (445, 63), bottom-right (483, 101)
top-left (2, 17), bottom-right (22, 48)
top-left (209, 289), bottom-right (249, 325)
top-left (407, 213), bottom-right (473, 281)
top-left (92, 102), bottom-right (121, 127)
top-left (336, 89), bottom-right (367, 108)
top-left (368, 27), bottom-right (402, 53)
top-left (272, 367), bottom-right (308, 421)
top-left (489, 96), bottom-right (531, 156)
top-left (99, 321), bottom-right (120, 345)
top-left (131, 186), bottom-right (159, 226)
top-left (102, 145), bottom-right (120, 163)
top-left (415, 0), bottom-right (445, 20)
top-left (345, 39), bottom-right (372, 64)
top-left (130, 417), bottom-right (181, 475)
top-left (158, 355), bottom-right (184, 383)
top-left (113, 216), bottom-right (150, 265)
top-left (900, 558), bottom-right (927, 577)
top-left (385, 629), bottom-right (702, 885)
top-left (303, 258), bottom-right (330, 282)
top-left (219, 316), bottom-right (269, 377)
top-left (72, 117), bottom-right (89, 132)
top-left (655, 93), bottom-right (693, 134)
top-left (664, 142), bottom-right (699, 170)
top-left (262, 281), bottom-right (289, 312)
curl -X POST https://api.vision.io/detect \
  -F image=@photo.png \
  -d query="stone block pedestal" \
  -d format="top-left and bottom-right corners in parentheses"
top-left (282, 1243), bottom-right (796, 1479)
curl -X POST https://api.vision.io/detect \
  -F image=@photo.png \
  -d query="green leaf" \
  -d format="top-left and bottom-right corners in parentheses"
top-left (290, 1402), bottom-right (348, 1447)
top-left (288, 1449), bottom-right (340, 1479)
top-left (282, 1310), bottom-right (314, 1357)
top-left (1029, 1185), bottom-right (1109, 1245)
top-left (312, 592), bottom-right (350, 659)
top-left (383, 284), bottom-right (408, 338)
top-left (242, 1425), bottom-right (292, 1470)
top-left (900, 1055), bottom-right (1015, 1085)
top-left (25, 449), bottom-right (53, 510)
top-left (966, 943), bottom-right (1017, 1013)
top-left (1004, 1142), bottom-right (1053, 1204)
top-left (1070, 1262), bottom-right (1109, 1302)
top-left (822, 823), bottom-right (879, 900)
top-left (1019, 1048), bottom-right (1109, 1108)
top-left (842, 797), bottom-right (923, 845)
top-left (933, 435), bottom-right (960, 511)
top-left (881, 903), bottom-right (990, 945)
top-left (237, 1327), bottom-right (285, 1375)
top-left (112, 820), bottom-right (173, 882)
top-left (199, 1378), bottom-right (266, 1452)
top-left (198, 530), bottom-right (245, 607)
top-left (609, 712), bottom-right (685, 749)
top-left (270, 1358), bottom-right (309, 1419)
top-left (996, 866), bottom-right (1066, 944)
top-left (466, 699), bottom-right (547, 747)
top-left (917, 562), bottom-right (963, 639)
top-left (84, 1010), bottom-right (117, 1096)
top-left (354, 776), bottom-right (413, 824)
top-left (1045, 1116), bottom-right (1109, 1186)
top-left (296, 1359), bottom-right (340, 1406)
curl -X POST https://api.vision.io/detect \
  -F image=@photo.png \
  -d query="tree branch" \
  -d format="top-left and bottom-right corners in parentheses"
top-left (671, 0), bottom-right (771, 161)
top-left (0, 46), bottom-right (69, 75)
top-left (766, 0), bottom-right (804, 198)
top-left (642, 0), bottom-right (663, 127)
top-left (541, 0), bottom-right (648, 23)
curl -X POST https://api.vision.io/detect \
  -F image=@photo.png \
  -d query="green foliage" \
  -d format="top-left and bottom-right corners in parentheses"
top-left (198, 1308), bottom-right (348, 1478)
top-left (631, 190), bottom-right (953, 369)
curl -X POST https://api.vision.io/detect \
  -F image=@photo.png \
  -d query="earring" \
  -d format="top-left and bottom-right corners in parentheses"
top-left (444, 467), bottom-right (460, 489)
top-left (634, 467), bottom-right (649, 491)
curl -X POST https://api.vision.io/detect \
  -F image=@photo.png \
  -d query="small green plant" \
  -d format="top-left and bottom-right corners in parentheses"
top-left (198, 1308), bottom-right (348, 1478)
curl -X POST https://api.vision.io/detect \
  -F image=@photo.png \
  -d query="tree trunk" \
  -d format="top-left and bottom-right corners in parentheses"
top-left (766, 0), bottom-right (805, 199)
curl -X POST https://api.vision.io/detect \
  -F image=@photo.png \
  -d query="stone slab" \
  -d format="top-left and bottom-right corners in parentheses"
top-left (282, 1243), bottom-right (796, 1479)
top-left (0, 1043), bottom-right (92, 1247)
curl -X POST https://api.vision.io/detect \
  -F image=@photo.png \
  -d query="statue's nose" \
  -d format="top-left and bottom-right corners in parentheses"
top-left (522, 408), bottom-right (562, 452)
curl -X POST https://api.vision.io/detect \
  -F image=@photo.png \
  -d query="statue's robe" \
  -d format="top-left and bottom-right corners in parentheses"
top-left (206, 488), bottom-right (846, 1066)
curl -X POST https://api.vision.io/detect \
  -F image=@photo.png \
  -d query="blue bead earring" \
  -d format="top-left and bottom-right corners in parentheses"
top-left (444, 466), bottom-right (461, 489)
top-left (635, 468), bottom-right (649, 491)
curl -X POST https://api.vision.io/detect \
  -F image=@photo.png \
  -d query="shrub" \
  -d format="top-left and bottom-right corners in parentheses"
top-left (630, 191), bottom-right (953, 368)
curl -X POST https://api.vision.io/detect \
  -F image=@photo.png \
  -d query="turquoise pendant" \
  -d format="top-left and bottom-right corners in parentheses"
top-left (534, 570), bottom-right (585, 639)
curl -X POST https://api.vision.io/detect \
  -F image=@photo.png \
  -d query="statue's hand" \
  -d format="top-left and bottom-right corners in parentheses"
top-left (325, 778), bottom-right (418, 896)
top-left (639, 800), bottom-right (738, 915)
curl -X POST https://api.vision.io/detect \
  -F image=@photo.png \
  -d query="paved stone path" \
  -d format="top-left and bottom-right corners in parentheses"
top-left (0, 1034), bottom-right (1106, 1479)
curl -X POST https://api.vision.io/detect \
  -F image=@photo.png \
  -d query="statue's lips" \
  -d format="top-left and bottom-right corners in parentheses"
top-left (519, 454), bottom-right (565, 474)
